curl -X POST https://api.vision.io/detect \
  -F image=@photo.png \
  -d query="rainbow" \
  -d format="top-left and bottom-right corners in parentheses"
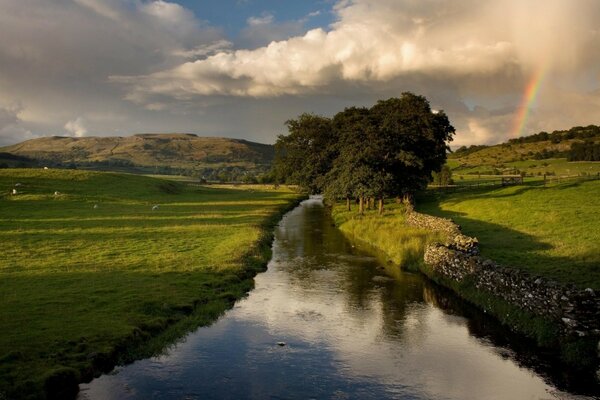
top-left (511, 66), bottom-right (547, 138)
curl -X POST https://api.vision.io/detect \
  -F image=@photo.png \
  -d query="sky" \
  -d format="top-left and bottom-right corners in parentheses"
top-left (1, 0), bottom-right (599, 147)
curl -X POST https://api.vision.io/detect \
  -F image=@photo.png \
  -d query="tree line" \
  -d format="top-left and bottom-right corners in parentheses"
top-left (454, 124), bottom-right (600, 156)
top-left (273, 93), bottom-right (455, 213)
top-left (568, 141), bottom-right (600, 161)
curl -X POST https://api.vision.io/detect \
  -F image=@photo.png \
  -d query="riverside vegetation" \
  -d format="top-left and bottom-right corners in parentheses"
top-left (273, 93), bottom-right (598, 372)
top-left (0, 169), bottom-right (303, 400)
top-left (330, 180), bottom-right (600, 369)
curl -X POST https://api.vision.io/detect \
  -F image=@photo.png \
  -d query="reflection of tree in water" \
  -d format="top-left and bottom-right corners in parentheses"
top-left (375, 274), bottom-right (428, 341)
top-left (274, 198), bottom-right (599, 397)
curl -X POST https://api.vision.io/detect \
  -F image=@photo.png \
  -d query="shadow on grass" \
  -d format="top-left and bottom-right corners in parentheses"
top-left (416, 190), bottom-right (600, 290)
top-left (432, 179), bottom-right (592, 205)
top-left (0, 268), bottom-right (257, 400)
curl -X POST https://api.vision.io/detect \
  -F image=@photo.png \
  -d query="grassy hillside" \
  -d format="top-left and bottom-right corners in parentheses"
top-left (449, 141), bottom-right (600, 177)
top-left (448, 125), bottom-right (600, 178)
top-left (0, 169), bottom-right (302, 399)
top-left (417, 180), bottom-right (600, 289)
top-left (0, 134), bottom-right (274, 178)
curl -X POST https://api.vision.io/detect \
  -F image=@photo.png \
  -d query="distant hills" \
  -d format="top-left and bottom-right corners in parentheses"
top-left (0, 134), bottom-right (274, 180)
top-left (2, 125), bottom-right (599, 181)
top-left (448, 124), bottom-right (600, 177)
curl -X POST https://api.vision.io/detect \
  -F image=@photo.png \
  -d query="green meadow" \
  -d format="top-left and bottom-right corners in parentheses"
top-left (332, 179), bottom-right (600, 291)
top-left (448, 157), bottom-right (600, 180)
top-left (0, 169), bottom-right (302, 399)
top-left (418, 180), bottom-right (600, 289)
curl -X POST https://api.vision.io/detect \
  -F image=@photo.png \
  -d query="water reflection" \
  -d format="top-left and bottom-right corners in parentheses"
top-left (79, 197), bottom-right (596, 399)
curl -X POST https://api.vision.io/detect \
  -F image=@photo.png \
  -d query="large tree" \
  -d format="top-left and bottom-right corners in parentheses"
top-left (369, 93), bottom-right (455, 204)
top-left (273, 93), bottom-right (455, 211)
top-left (272, 113), bottom-right (334, 192)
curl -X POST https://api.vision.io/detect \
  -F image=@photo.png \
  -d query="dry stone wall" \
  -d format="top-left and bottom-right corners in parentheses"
top-left (407, 211), bottom-right (600, 337)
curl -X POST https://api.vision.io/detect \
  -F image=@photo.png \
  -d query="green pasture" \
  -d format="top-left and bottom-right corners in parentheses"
top-left (418, 180), bottom-right (600, 289)
top-left (0, 169), bottom-right (301, 399)
top-left (451, 158), bottom-right (600, 178)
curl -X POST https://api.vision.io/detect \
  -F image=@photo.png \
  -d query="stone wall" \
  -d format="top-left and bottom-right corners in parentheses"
top-left (407, 210), bottom-right (600, 337)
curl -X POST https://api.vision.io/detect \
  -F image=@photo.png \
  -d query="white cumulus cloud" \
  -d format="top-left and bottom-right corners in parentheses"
top-left (64, 117), bottom-right (88, 137)
top-left (114, 0), bottom-right (600, 102)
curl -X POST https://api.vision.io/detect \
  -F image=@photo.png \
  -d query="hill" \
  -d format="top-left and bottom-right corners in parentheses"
top-left (0, 134), bottom-right (274, 180)
top-left (448, 125), bottom-right (600, 177)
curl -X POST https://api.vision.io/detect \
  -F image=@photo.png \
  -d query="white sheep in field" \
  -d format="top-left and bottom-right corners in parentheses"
top-left (54, 191), bottom-right (60, 196)
top-left (152, 205), bottom-right (159, 211)
top-left (93, 204), bottom-right (99, 209)
top-left (12, 189), bottom-right (17, 195)
top-left (15, 183), bottom-right (22, 187)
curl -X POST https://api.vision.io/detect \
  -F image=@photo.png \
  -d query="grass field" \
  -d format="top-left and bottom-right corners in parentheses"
top-left (417, 180), bottom-right (600, 289)
top-left (449, 158), bottom-right (600, 179)
top-left (0, 169), bottom-right (302, 399)
top-left (331, 203), bottom-right (444, 271)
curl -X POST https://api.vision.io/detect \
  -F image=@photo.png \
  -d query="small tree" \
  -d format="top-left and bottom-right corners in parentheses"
top-left (431, 165), bottom-right (453, 186)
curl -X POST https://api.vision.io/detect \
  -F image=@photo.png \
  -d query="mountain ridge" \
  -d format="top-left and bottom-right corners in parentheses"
top-left (0, 134), bottom-right (274, 179)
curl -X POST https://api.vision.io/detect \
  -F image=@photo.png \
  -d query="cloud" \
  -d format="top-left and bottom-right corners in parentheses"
top-left (113, 0), bottom-right (552, 100)
top-left (0, 0), bottom-right (599, 147)
top-left (247, 13), bottom-right (274, 26)
top-left (0, 104), bottom-right (35, 146)
top-left (64, 117), bottom-right (88, 137)
top-left (172, 40), bottom-right (234, 59)
top-left (0, 0), bottom-right (223, 142)
top-left (107, 0), bottom-right (600, 145)
top-left (239, 13), bottom-right (307, 49)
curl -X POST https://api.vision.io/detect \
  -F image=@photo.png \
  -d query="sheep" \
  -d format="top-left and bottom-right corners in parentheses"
top-left (54, 191), bottom-right (60, 196)
top-left (152, 205), bottom-right (159, 211)
top-left (14, 183), bottom-right (22, 187)
top-left (93, 204), bottom-right (99, 209)
top-left (12, 189), bottom-right (17, 195)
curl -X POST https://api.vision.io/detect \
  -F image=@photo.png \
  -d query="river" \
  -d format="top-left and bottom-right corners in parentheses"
top-left (79, 197), bottom-right (596, 399)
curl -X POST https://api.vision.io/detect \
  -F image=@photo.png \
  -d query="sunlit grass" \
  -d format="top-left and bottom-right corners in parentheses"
top-left (0, 169), bottom-right (302, 399)
top-left (452, 157), bottom-right (600, 177)
top-left (331, 203), bottom-right (444, 270)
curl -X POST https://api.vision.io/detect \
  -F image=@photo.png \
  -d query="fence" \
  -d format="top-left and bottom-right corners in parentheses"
top-left (429, 173), bottom-right (600, 192)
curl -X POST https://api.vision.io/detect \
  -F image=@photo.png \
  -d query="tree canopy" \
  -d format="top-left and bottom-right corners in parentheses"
top-left (273, 93), bottom-right (455, 211)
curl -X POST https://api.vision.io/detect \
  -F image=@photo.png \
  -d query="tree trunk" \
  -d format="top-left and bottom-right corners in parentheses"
top-left (402, 193), bottom-right (414, 213)
top-left (359, 197), bottom-right (364, 214)
top-left (378, 198), bottom-right (384, 215)
top-left (346, 197), bottom-right (351, 211)
top-left (365, 197), bottom-right (370, 210)
top-left (370, 197), bottom-right (375, 209)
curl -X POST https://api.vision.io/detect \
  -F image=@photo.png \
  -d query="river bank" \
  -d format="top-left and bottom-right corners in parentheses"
top-left (0, 169), bottom-right (305, 400)
top-left (80, 196), bottom-right (595, 399)
top-left (329, 187), bottom-right (600, 382)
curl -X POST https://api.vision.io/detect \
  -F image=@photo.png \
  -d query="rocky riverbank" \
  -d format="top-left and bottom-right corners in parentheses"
top-left (406, 209), bottom-right (600, 369)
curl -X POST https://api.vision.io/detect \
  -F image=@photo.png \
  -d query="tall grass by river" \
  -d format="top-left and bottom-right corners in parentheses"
top-left (0, 169), bottom-right (302, 399)
top-left (331, 203), bottom-right (444, 271)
